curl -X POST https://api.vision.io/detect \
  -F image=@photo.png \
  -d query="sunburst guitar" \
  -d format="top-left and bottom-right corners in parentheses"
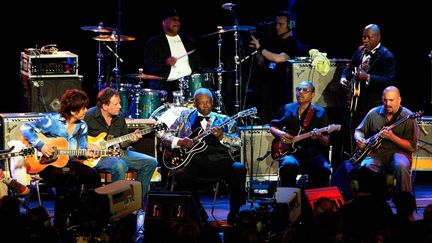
top-left (22, 133), bottom-right (123, 174)
top-left (83, 123), bottom-right (168, 167)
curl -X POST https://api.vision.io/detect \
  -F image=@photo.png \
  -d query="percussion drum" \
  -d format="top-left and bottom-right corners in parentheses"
top-left (139, 89), bottom-right (167, 118)
top-left (180, 73), bottom-right (214, 102)
top-left (119, 83), bottom-right (132, 116)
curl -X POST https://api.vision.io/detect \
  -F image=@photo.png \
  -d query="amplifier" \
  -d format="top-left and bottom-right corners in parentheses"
top-left (125, 118), bottom-right (157, 157)
top-left (288, 58), bottom-right (349, 107)
top-left (0, 112), bottom-right (48, 181)
top-left (414, 116), bottom-right (432, 171)
top-left (20, 51), bottom-right (79, 78)
top-left (240, 125), bottom-right (278, 181)
top-left (94, 180), bottom-right (142, 222)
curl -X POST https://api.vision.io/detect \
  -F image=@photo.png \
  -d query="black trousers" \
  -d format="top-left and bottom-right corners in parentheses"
top-left (173, 151), bottom-right (246, 215)
top-left (40, 161), bottom-right (101, 230)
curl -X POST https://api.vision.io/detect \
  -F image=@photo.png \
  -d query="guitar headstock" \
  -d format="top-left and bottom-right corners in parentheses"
top-left (409, 110), bottom-right (424, 119)
top-left (154, 122), bottom-right (169, 132)
top-left (238, 107), bottom-right (257, 118)
top-left (20, 147), bottom-right (35, 157)
top-left (108, 149), bottom-right (124, 157)
top-left (327, 124), bottom-right (342, 133)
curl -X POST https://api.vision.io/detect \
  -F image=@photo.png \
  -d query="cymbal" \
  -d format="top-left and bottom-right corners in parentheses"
top-left (201, 25), bottom-right (256, 37)
top-left (80, 25), bottom-right (117, 33)
top-left (93, 34), bottom-right (136, 42)
top-left (123, 73), bottom-right (164, 80)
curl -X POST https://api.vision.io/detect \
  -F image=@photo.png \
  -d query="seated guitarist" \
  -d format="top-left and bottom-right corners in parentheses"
top-left (270, 81), bottom-right (332, 188)
top-left (20, 89), bottom-right (102, 232)
top-left (159, 88), bottom-right (246, 225)
top-left (353, 86), bottom-right (418, 195)
top-left (84, 87), bottom-right (158, 201)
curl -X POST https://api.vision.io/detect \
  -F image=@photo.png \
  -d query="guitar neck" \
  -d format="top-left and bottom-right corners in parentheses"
top-left (57, 149), bottom-right (114, 157)
top-left (293, 126), bottom-right (328, 143)
top-left (192, 113), bottom-right (240, 142)
top-left (101, 127), bottom-right (153, 148)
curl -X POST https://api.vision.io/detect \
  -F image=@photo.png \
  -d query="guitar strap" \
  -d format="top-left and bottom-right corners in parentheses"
top-left (301, 105), bottom-right (315, 131)
top-left (386, 107), bottom-right (402, 126)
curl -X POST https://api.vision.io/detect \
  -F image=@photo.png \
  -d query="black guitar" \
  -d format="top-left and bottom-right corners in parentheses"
top-left (162, 107), bottom-right (257, 170)
top-left (350, 111), bottom-right (423, 165)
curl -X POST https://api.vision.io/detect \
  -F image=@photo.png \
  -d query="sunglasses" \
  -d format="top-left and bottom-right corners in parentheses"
top-left (296, 87), bottom-right (312, 93)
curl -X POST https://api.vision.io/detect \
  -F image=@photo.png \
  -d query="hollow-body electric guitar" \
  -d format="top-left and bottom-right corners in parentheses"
top-left (83, 123), bottom-right (167, 167)
top-left (350, 111), bottom-right (423, 166)
top-left (162, 107), bottom-right (257, 170)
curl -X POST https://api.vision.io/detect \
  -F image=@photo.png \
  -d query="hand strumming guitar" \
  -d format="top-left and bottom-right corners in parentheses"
top-left (178, 137), bottom-right (194, 149)
top-left (41, 144), bottom-right (55, 158)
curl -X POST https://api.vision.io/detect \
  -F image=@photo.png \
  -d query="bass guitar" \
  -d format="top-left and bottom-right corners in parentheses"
top-left (22, 134), bottom-right (123, 174)
top-left (271, 124), bottom-right (341, 160)
top-left (162, 107), bottom-right (257, 170)
top-left (83, 123), bottom-right (168, 167)
top-left (350, 111), bottom-right (423, 166)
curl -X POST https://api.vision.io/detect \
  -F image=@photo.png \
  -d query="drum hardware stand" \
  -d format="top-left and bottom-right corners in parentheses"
top-left (96, 22), bottom-right (104, 92)
top-left (215, 27), bottom-right (226, 114)
top-left (223, 4), bottom-right (244, 113)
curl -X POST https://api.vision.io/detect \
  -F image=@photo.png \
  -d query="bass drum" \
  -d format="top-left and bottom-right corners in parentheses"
top-left (150, 103), bottom-right (192, 131)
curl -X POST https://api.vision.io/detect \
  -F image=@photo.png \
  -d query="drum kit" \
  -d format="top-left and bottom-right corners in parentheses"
top-left (80, 20), bottom-right (256, 126)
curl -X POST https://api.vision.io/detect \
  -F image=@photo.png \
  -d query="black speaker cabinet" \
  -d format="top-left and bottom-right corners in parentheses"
top-left (21, 74), bottom-right (83, 112)
top-left (414, 116), bottom-right (432, 171)
top-left (144, 191), bottom-right (200, 227)
top-left (288, 59), bottom-right (349, 107)
top-left (125, 118), bottom-right (157, 157)
top-left (240, 125), bottom-right (278, 181)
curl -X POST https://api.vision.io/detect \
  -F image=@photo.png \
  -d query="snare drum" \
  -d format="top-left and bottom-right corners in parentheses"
top-left (139, 89), bottom-right (167, 118)
top-left (119, 83), bottom-right (132, 115)
top-left (180, 73), bottom-right (214, 101)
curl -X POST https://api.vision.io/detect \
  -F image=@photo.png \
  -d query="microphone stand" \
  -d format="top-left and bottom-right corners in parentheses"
top-left (113, 0), bottom-right (123, 90)
top-left (96, 22), bottom-right (104, 92)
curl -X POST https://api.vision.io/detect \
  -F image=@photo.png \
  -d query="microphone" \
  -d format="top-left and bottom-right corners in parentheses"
top-left (221, 3), bottom-right (236, 10)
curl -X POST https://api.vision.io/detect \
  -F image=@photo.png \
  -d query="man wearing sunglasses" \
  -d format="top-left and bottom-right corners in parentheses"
top-left (270, 80), bottom-right (332, 188)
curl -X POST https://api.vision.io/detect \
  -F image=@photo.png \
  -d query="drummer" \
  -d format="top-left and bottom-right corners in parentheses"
top-left (143, 8), bottom-right (204, 102)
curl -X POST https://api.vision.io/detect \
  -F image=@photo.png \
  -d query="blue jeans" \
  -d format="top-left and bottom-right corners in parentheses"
top-left (94, 149), bottom-right (158, 197)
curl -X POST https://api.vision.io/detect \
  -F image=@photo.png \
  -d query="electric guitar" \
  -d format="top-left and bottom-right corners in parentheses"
top-left (162, 107), bottom-right (257, 170)
top-left (349, 66), bottom-right (367, 116)
top-left (350, 111), bottom-right (423, 166)
top-left (83, 123), bottom-right (168, 167)
top-left (271, 124), bottom-right (341, 160)
top-left (0, 147), bottom-right (35, 160)
top-left (22, 134), bottom-right (123, 174)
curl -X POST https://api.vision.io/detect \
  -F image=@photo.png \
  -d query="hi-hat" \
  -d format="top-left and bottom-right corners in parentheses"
top-left (201, 25), bottom-right (255, 37)
top-left (123, 73), bottom-right (164, 80)
top-left (80, 25), bottom-right (117, 33)
top-left (93, 35), bottom-right (136, 42)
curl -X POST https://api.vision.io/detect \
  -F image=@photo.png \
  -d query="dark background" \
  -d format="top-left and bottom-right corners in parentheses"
top-left (1, 0), bottom-right (431, 115)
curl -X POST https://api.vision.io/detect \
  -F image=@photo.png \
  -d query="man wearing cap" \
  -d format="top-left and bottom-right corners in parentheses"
top-left (143, 9), bottom-right (204, 101)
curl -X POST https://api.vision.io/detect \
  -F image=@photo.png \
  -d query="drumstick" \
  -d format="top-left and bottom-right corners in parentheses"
top-left (176, 49), bottom-right (196, 60)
